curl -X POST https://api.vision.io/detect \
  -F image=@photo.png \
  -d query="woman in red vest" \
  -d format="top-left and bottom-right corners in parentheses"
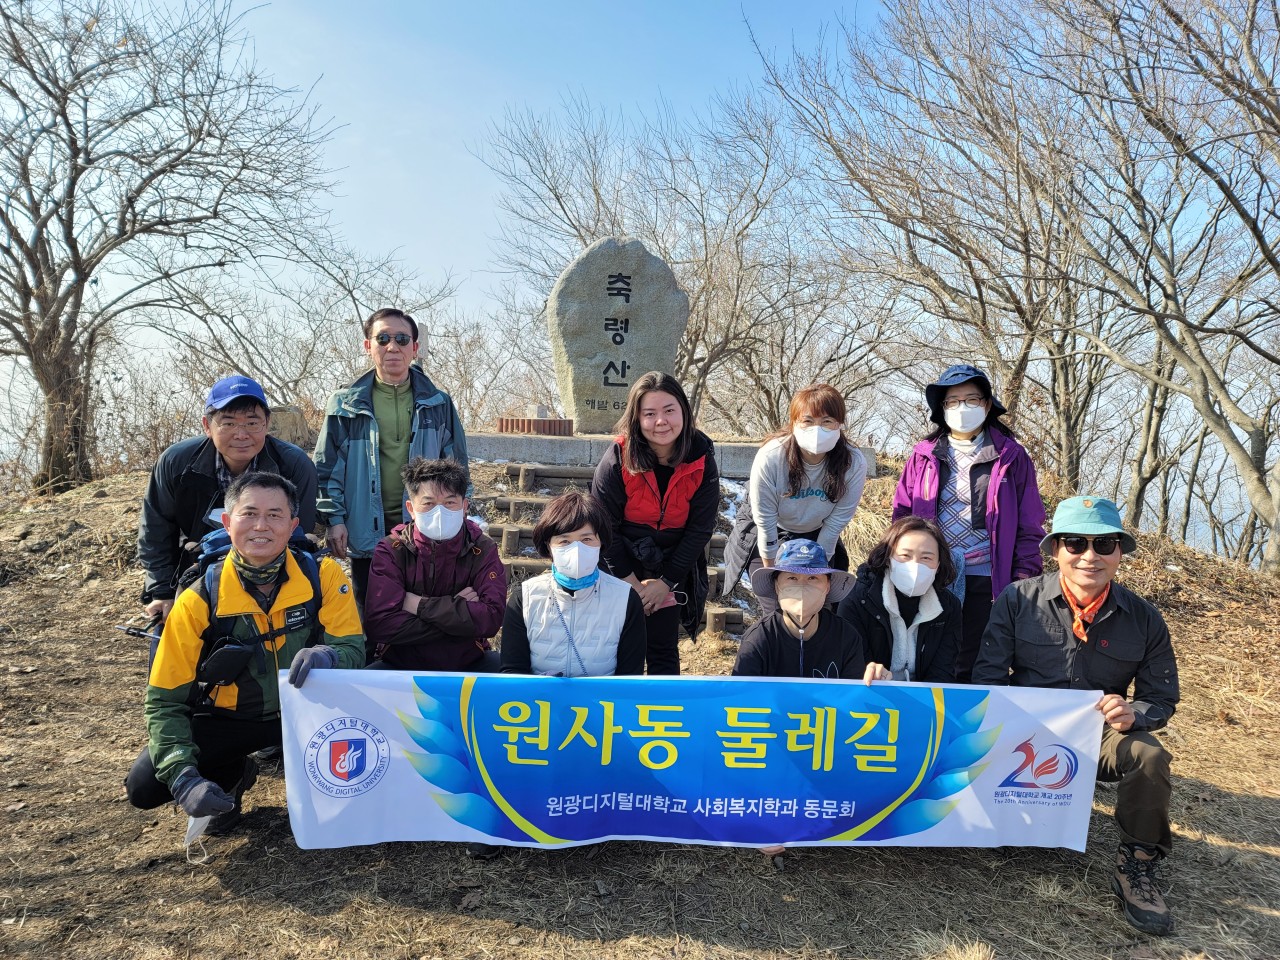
top-left (591, 372), bottom-right (721, 674)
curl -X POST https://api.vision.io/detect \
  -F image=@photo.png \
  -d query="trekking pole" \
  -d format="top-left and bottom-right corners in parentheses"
top-left (115, 616), bottom-right (164, 669)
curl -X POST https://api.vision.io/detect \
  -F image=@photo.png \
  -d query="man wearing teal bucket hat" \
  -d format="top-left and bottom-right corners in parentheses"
top-left (973, 496), bottom-right (1179, 937)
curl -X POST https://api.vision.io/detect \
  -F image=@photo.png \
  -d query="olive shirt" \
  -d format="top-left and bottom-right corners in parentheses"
top-left (971, 574), bottom-right (1179, 731)
top-left (372, 378), bottom-right (414, 520)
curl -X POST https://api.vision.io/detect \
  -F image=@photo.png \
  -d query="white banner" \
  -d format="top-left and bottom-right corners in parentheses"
top-left (281, 672), bottom-right (1103, 851)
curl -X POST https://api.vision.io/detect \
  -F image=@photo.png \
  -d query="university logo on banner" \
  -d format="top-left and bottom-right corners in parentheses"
top-left (281, 674), bottom-right (1104, 851)
top-left (304, 716), bottom-right (391, 798)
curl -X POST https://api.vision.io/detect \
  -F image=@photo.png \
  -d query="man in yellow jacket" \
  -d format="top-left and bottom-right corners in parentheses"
top-left (125, 472), bottom-right (365, 834)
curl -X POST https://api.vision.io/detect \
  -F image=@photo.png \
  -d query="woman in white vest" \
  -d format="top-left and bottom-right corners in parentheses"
top-left (501, 492), bottom-right (647, 677)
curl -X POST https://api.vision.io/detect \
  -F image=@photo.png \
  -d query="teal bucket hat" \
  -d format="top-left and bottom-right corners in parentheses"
top-left (1040, 495), bottom-right (1137, 555)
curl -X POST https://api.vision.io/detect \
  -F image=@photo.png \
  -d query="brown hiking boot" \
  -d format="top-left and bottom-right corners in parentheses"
top-left (1112, 843), bottom-right (1173, 936)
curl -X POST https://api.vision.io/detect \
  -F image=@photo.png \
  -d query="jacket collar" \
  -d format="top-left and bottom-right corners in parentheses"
top-left (213, 550), bottom-right (314, 619)
top-left (188, 435), bottom-right (280, 478)
top-left (1043, 572), bottom-right (1131, 615)
top-left (337, 366), bottom-right (443, 416)
top-left (397, 518), bottom-right (479, 555)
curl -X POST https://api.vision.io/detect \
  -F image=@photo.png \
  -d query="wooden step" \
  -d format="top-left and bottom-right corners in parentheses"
top-left (501, 463), bottom-right (597, 493)
top-left (487, 494), bottom-right (553, 521)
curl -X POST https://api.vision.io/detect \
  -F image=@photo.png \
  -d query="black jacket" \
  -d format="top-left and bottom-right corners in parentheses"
top-left (732, 610), bottom-right (869, 680)
top-left (835, 563), bottom-right (961, 683)
top-left (971, 574), bottom-right (1179, 731)
top-left (591, 430), bottom-right (719, 641)
top-left (137, 434), bottom-right (318, 602)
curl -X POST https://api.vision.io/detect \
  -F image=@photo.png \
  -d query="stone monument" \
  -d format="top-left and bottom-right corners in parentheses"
top-left (547, 237), bottom-right (689, 434)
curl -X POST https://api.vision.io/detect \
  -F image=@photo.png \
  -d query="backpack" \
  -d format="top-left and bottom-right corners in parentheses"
top-left (176, 527), bottom-right (326, 689)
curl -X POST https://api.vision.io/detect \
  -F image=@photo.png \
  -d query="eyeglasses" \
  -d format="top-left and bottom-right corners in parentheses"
top-left (373, 332), bottom-right (413, 347)
top-left (942, 396), bottom-right (986, 410)
top-left (211, 418), bottom-right (267, 435)
top-left (1058, 535), bottom-right (1121, 556)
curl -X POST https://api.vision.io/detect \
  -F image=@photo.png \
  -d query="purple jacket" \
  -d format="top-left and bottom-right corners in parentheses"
top-left (891, 430), bottom-right (1046, 599)
top-left (364, 519), bottom-right (507, 670)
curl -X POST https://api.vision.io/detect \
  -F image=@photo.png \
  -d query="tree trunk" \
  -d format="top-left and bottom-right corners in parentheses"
top-left (31, 356), bottom-right (94, 493)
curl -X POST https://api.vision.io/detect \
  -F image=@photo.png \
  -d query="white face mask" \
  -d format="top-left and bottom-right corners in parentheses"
top-left (414, 504), bottom-right (465, 541)
top-left (776, 581), bottom-right (828, 625)
top-left (944, 404), bottom-right (987, 434)
top-left (888, 559), bottom-right (937, 597)
top-left (793, 424), bottom-right (842, 456)
top-left (551, 542), bottom-right (600, 580)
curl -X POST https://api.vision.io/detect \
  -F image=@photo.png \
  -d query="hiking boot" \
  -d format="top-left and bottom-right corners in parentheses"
top-left (1112, 843), bottom-right (1173, 936)
top-left (465, 843), bottom-right (500, 860)
top-left (205, 757), bottom-right (259, 837)
top-left (250, 744), bottom-right (283, 769)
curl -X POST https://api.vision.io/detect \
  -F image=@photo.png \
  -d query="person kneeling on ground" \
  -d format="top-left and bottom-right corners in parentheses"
top-left (972, 495), bottom-right (1180, 937)
top-left (501, 491), bottom-right (646, 678)
top-left (124, 472), bottom-right (365, 836)
top-left (363, 457), bottom-right (505, 671)
top-left (836, 516), bottom-right (962, 683)
top-left (733, 539), bottom-right (891, 859)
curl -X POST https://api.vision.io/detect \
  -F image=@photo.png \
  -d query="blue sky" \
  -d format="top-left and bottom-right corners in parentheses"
top-left (243, 1), bottom-right (871, 312)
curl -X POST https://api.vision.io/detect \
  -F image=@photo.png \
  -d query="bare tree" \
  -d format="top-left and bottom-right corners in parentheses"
top-left (480, 92), bottom-right (866, 426)
top-left (0, 0), bottom-right (331, 489)
top-left (764, 0), bottom-right (1280, 571)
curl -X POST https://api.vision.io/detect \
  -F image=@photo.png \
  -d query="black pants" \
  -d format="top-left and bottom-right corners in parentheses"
top-left (125, 715), bottom-right (280, 809)
top-left (957, 575), bottom-right (993, 683)
top-left (645, 606), bottom-right (682, 675)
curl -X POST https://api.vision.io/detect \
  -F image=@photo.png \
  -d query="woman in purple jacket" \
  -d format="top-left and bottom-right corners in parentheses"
top-left (892, 364), bottom-right (1045, 681)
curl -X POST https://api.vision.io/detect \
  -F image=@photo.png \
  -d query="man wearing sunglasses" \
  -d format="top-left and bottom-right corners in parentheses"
top-left (138, 375), bottom-right (319, 624)
top-left (973, 496), bottom-right (1179, 937)
top-left (314, 308), bottom-right (469, 641)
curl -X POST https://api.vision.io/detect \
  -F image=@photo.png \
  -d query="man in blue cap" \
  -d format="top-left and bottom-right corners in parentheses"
top-left (138, 375), bottom-right (319, 623)
top-left (973, 496), bottom-right (1179, 936)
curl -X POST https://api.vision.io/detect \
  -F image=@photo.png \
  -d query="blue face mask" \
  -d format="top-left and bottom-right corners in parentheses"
top-left (552, 567), bottom-right (600, 590)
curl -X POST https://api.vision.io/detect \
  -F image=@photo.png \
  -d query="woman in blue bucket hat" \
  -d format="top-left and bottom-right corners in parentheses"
top-left (892, 364), bottom-right (1046, 681)
top-left (732, 539), bottom-right (890, 683)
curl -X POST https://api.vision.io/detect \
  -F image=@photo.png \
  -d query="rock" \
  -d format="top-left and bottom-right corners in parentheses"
top-left (547, 237), bottom-right (689, 434)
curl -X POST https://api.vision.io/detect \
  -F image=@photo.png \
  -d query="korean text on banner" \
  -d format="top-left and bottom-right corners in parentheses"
top-left (280, 673), bottom-right (1103, 851)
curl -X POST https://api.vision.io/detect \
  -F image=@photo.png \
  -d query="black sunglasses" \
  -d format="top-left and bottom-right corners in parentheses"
top-left (1058, 535), bottom-right (1121, 556)
top-left (373, 332), bottom-right (413, 347)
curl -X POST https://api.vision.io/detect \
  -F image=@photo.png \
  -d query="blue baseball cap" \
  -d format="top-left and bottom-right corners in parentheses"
top-left (205, 375), bottom-right (268, 413)
top-left (924, 364), bottom-right (1008, 426)
top-left (750, 539), bottom-right (856, 604)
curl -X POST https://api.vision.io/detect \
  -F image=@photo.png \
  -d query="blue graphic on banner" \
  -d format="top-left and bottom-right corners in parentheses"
top-left (396, 676), bottom-right (1001, 846)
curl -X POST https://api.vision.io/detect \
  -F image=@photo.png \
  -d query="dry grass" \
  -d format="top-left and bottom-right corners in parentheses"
top-left (0, 470), bottom-right (1278, 959)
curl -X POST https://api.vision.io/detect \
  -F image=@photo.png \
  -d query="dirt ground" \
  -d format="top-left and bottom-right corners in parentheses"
top-left (1, 471), bottom-right (1278, 960)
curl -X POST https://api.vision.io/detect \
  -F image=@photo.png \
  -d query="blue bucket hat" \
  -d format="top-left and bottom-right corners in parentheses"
top-left (750, 539), bottom-right (855, 605)
top-left (1040, 495), bottom-right (1137, 555)
top-left (205, 375), bottom-right (269, 413)
top-left (923, 364), bottom-right (1008, 426)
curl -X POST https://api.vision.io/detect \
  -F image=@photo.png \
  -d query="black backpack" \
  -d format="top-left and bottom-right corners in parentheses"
top-left (176, 527), bottom-right (326, 690)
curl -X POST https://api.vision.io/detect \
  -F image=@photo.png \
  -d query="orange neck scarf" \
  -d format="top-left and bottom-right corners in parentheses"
top-left (1059, 576), bottom-right (1110, 642)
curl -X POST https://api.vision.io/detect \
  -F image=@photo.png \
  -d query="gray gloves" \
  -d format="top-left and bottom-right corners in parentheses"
top-left (170, 766), bottom-right (235, 818)
top-left (288, 644), bottom-right (339, 687)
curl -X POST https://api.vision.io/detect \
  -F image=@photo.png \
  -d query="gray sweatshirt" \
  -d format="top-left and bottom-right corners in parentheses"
top-left (750, 436), bottom-right (867, 561)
